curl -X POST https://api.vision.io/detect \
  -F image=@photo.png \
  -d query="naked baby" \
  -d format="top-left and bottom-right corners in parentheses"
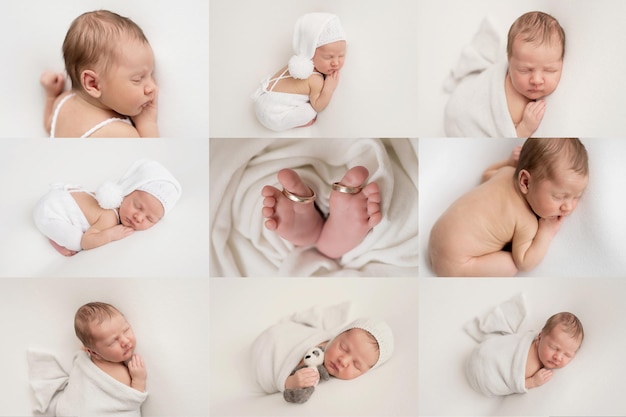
top-left (253, 13), bottom-right (346, 131)
top-left (34, 159), bottom-right (181, 256)
top-left (429, 138), bottom-right (588, 276)
top-left (40, 10), bottom-right (158, 137)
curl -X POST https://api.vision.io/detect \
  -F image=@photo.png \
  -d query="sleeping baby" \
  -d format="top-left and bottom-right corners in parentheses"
top-left (429, 138), bottom-right (588, 276)
top-left (252, 12), bottom-right (346, 131)
top-left (33, 159), bottom-right (181, 256)
top-left (252, 303), bottom-right (394, 402)
top-left (40, 10), bottom-right (158, 137)
top-left (466, 303), bottom-right (583, 397)
top-left (28, 302), bottom-right (148, 415)
top-left (445, 11), bottom-right (565, 137)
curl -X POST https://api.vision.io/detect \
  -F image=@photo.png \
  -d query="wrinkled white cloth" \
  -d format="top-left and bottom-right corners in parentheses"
top-left (27, 349), bottom-right (148, 416)
top-left (253, 87), bottom-right (317, 132)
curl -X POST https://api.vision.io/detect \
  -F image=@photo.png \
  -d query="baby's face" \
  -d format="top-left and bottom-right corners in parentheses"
top-left (522, 164), bottom-right (588, 219)
top-left (88, 312), bottom-right (136, 363)
top-left (537, 326), bottom-right (581, 369)
top-left (119, 190), bottom-right (164, 230)
top-left (324, 328), bottom-right (379, 380)
top-left (99, 37), bottom-right (157, 116)
top-left (508, 37), bottom-right (563, 100)
top-left (312, 40), bottom-right (346, 76)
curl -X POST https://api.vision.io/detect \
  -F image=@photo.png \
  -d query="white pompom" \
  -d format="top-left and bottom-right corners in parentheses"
top-left (95, 181), bottom-right (124, 209)
top-left (288, 55), bottom-right (314, 79)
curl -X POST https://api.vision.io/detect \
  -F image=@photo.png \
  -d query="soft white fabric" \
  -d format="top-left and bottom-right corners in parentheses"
top-left (33, 185), bottom-right (92, 252)
top-left (27, 349), bottom-right (148, 416)
top-left (251, 302), bottom-right (351, 394)
top-left (339, 318), bottom-right (394, 369)
top-left (464, 294), bottom-right (533, 397)
top-left (210, 138), bottom-right (419, 277)
top-left (443, 17), bottom-right (517, 137)
top-left (252, 89), bottom-right (317, 132)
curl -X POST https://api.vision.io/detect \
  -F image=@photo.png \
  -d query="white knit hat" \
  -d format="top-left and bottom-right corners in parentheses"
top-left (95, 159), bottom-right (182, 216)
top-left (340, 317), bottom-right (394, 369)
top-left (288, 13), bottom-right (346, 79)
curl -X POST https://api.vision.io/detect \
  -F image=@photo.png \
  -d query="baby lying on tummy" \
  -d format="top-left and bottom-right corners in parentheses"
top-left (262, 166), bottom-right (381, 259)
top-left (253, 13), bottom-right (346, 131)
top-left (429, 138), bottom-right (588, 276)
top-left (33, 159), bottom-right (181, 256)
top-left (41, 10), bottom-right (158, 138)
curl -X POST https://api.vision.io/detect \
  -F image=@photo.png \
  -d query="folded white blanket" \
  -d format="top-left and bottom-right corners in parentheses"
top-left (464, 294), bottom-right (534, 397)
top-left (210, 138), bottom-right (418, 276)
top-left (251, 302), bottom-right (351, 394)
top-left (444, 17), bottom-right (516, 137)
top-left (27, 349), bottom-right (148, 416)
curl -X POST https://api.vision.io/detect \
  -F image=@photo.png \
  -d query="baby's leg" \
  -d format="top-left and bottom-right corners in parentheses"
top-left (40, 72), bottom-right (66, 134)
top-left (261, 169), bottom-right (324, 246)
top-left (316, 166), bottom-right (382, 258)
top-left (435, 251), bottom-right (518, 277)
top-left (48, 239), bottom-right (78, 257)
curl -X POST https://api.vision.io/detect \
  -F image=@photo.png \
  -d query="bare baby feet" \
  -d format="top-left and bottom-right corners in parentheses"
top-left (316, 166), bottom-right (382, 258)
top-left (48, 239), bottom-right (78, 257)
top-left (262, 169), bottom-right (324, 246)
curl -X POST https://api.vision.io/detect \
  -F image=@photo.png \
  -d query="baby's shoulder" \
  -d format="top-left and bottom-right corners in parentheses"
top-left (89, 121), bottom-right (140, 138)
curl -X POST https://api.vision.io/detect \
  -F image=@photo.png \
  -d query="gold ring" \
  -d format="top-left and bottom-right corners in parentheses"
top-left (332, 182), bottom-right (363, 194)
top-left (282, 186), bottom-right (316, 204)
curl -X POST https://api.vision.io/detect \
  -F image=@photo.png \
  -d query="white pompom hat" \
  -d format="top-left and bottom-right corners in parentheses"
top-left (95, 159), bottom-right (182, 216)
top-left (288, 12), bottom-right (346, 79)
top-left (338, 317), bottom-right (394, 369)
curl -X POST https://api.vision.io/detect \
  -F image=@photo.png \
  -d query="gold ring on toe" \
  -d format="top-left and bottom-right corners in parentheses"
top-left (282, 186), bottom-right (316, 204)
top-left (332, 182), bottom-right (363, 194)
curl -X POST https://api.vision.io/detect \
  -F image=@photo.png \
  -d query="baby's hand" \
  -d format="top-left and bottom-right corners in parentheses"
top-left (108, 224), bottom-right (135, 241)
top-left (508, 145), bottom-right (523, 167)
top-left (128, 354), bottom-right (147, 381)
top-left (323, 70), bottom-right (340, 94)
top-left (538, 216), bottom-right (563, 237)
top-left (131, 88), bottom-right (159, 125)
top-left (531, 368), bottom-right (553, 387)
top-left (518, 99), bottom-right (546, 137)
top-left (40, 71), bottom-right (65, 97)
top-left (286, 367), bottom-right (319, 389)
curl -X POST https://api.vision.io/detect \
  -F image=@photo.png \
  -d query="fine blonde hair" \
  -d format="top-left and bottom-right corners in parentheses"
top-left (74, 302), bottom-right (123, 348)
top-left (542, 312), bottom-right (584, 347)
top-left (507, 11), bottom-right (565, 60)
top-left (63, 10), bottom-right (149, 90)
top-left (515, 138), bottom-right (589, 182)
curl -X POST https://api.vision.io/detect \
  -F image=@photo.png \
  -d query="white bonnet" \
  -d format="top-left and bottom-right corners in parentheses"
top-left (288, 12), bottom-right (346, 79)
top-left (339, 317), bottom-right (394, 369)
top-left (95, 159), bottom-right (182, 216)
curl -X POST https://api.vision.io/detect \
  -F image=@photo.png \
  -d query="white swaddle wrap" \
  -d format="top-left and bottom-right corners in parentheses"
top-left (444, 17), bottom-right (517, 137)
top-left (27, 349), bottom-right (148, 416)
top-left (251, 302), bottom-right (351, 394)
top-left (464, 294), bottom-right (535, 396)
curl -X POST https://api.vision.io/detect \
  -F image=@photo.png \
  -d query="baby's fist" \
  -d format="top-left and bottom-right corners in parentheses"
top-left (40, 72), bottom-right (65, 97)
top-left (532, 368), bottom-right (553, 387)
top-left (128, 354), bottom-right (147, 381)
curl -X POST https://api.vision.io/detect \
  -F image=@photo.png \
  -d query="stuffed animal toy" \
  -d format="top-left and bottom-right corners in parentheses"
top-left (283, 346), bottom-right (330, 403)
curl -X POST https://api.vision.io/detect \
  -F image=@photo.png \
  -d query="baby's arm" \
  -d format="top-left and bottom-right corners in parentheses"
top-left (80, 212), bottom-right (134, 250)
top-left (511, 217), bottom-right (562, 272)
top-left (515, 100), bottom-right (546, 138)
top-left (309, 72), bottom-right (339, 113)
top-left (481, 146), bottom-right (522, 183)
top-left (128, 354), bottom-right (147, 392)
top-left (285, 367), bottom-right (319, 390)
top-left (40, 72), bottom-right (66, 134)
top-left (525, 368), bottom-right (553, 389)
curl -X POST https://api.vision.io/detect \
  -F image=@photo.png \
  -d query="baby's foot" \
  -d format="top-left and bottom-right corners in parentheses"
top-left (297, 116), bottom-right (317, 128)
top-left (40, 72), bottom-right (65, 98)
top-left (316, 166), bottom-right (382, 258)
top-left (48, 239), bottom-right (78, 257)
top-left (262, 169), bottom-right (324, 246)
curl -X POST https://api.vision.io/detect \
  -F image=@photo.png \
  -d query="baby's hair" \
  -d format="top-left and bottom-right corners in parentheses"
top-left (542, 312), bottom-right (584, 347)
top-left (63, 10), bottom-right (149, 90)
top-left (515, 138), bottom-right (588, 182)
top-left (507, 11), bottom-right (565, 60)
top-left (74, 302), bottom-right (123, 348)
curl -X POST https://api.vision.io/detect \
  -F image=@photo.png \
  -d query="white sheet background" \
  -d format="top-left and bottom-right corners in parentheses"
top-left (419, 277), bottom-right (626, 416)
top-left (0, 139), bottom-right (209, 278)
top-left (0, 277), bottom-right (209, 417)
top-left (209, 0), bottom-right (419, 138)
top-left (209, 277), bottom-right (418, 416)
top-left (0, 0), bottom-right (208, 138)
top-left (419, 138), bottom-right (626, 277)
top-left (417, 0), bottom-right (626, 137)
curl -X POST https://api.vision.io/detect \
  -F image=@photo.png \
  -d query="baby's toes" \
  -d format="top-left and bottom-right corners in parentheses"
top-left (362, 182), bottom-right (380, 202)
top-left (368, 210), bottom-right (382, 228)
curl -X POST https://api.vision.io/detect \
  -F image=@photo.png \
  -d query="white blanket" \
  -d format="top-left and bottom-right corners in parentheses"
top-left (464, 294), bottom-right (534, 397)
top-left (444, 17), bottom-right (517, 137)
top-left (251, 302), bottom-right (351, 394)
top-left (27, 349), bottom-right (148, 416)
top-left (210, 138), bottom-right (418, 276)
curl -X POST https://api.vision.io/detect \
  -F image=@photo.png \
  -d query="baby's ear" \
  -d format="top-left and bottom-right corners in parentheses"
top-left (517, 169), bottom-right (531, 194)
top-left (81, 69), bottom-right (102, 98)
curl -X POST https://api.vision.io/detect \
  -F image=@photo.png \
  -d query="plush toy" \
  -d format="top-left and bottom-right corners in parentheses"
top-left (283, 346), bottom-right (330, 404)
